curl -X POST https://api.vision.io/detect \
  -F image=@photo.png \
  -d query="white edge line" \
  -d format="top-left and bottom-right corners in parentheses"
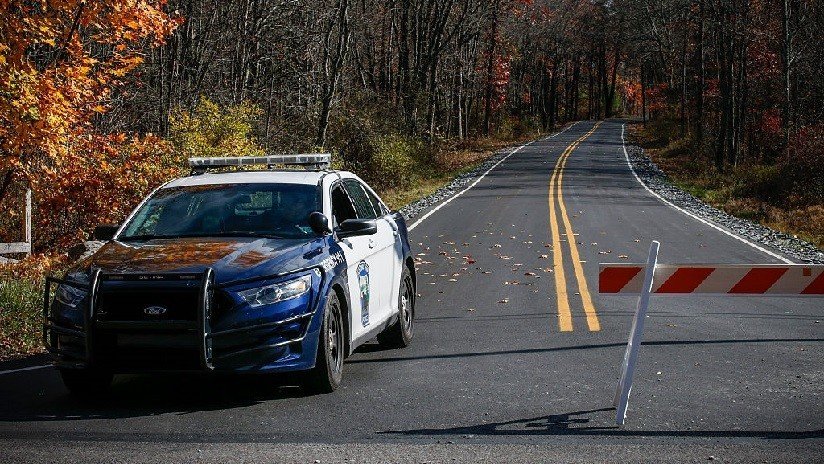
top-left (0, 364), bottom-right (51, 376)
top-left (408, 122), bottom-right (581, 231)
top-left (620, 123), bottom-right (793, 264)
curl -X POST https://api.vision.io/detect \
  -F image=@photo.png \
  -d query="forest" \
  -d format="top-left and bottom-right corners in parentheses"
top-left (0, 0), bottom-right (821, 253)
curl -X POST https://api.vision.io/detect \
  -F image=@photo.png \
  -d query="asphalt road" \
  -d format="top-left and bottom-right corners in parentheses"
top-left (1, 119), bottom-right (821, 463)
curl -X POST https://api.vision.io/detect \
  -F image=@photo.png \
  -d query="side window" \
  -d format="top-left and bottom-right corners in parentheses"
top-left (343, 179), bottom-right (378, 219)
top-left (331, 184), bottom-right (357, 228)
top-left (363, 186), bottom-right (387, 217)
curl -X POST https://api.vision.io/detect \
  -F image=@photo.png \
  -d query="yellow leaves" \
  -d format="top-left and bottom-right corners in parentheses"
top-left (169, 98), bottom-right (265, 160)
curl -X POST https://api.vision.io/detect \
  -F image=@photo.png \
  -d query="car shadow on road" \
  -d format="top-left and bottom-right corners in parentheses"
top-left (380, 406), bottom-right (824, 440)
top-left (347, 337), bottom-right (824, 365)
top-left (0, 371), bottom-right (311, 423)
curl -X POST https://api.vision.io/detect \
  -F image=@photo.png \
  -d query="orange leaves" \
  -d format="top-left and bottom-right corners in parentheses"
top-left (34, 134), bottom-right (184, 249)
top-left (0, 1), bottom-right (180, 250)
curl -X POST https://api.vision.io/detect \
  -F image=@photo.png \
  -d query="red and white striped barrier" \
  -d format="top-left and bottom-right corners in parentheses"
top-left (605, 241), bottom-right (822, 427)
top-left (599, 263), bottom-right (824, 296)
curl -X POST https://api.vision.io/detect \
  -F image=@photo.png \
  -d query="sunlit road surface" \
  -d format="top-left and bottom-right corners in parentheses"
top-left (1, 119), bottom-right (821, 463)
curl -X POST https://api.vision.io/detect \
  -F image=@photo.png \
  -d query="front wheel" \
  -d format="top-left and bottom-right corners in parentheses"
top-left (378, 267), bottom-right (415, 349)
top-left (303, 291), bottom-right (345, 393)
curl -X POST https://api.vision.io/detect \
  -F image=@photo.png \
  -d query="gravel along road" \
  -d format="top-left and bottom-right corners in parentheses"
top-left (1, 119), bottom-right (821, 463)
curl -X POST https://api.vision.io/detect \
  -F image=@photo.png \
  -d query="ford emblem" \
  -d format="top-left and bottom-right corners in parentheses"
top-left (143, 305), bottom-right (168, 316)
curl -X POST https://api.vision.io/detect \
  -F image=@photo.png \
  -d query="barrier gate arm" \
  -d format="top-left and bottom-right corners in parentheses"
top-left (601, 244), bottom-right (824, 426)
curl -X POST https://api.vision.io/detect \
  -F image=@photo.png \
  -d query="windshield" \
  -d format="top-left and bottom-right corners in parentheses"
top-left (119, 183), bottom-right (319, 240)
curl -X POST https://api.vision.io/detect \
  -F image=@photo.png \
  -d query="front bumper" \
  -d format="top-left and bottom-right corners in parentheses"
top-left (44, 268), bottom-right (324, 373)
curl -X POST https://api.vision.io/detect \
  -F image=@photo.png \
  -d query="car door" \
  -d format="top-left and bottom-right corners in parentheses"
top-left (341, 179), bottom-right (398, 325)
top-left (330, 182), bottom-right (380, 344)
top-left (360, 182), bottom-right (403, 316)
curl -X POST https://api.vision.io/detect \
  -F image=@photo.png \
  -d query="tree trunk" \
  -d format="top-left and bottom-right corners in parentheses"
top-left (694, 0), bottom-right (705, 146)
top-left (483, 0), bottom-right (500, 136)
top-left (316, 0), bottom-right (350, 148)
top-left (640, 63), bottom-right (646, 125)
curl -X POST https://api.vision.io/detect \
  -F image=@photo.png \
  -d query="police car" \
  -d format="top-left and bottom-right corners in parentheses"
top-left (44, 154), bottom-right (416, 395)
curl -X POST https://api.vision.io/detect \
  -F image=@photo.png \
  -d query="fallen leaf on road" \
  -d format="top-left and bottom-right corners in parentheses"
top-left (498, 298), bottom-right (509, 304)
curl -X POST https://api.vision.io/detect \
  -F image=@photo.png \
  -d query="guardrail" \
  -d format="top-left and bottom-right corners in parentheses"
top-left (0, 189), bottom-right (31, 257)
top-left (601, 241), bottom-right (823, 425)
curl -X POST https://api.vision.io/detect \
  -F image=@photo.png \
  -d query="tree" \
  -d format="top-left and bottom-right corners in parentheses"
top-left (0, 0), bottom-right (180, 206)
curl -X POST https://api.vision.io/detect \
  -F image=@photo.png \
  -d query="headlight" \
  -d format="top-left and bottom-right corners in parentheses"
top-left (55, 284), bottom-right (87, 310)
top-left (238, 275), bottom-right (312, 308)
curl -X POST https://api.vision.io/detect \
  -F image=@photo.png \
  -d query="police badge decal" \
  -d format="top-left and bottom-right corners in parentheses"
top-left (357, 261), bottom-right (370, 326)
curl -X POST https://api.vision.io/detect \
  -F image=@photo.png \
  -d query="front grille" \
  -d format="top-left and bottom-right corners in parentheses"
top-left (96, 283), bottom-right (201, 322)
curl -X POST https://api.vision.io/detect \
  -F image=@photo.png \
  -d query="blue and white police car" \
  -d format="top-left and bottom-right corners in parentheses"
top-left (44, 154), bottom-right (416, 395)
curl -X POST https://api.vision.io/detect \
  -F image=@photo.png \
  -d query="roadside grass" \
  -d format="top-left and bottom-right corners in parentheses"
top-left (0, 275), bottom-right (45, 360)
top-left (381, 135), bottom-right (536, 210)
top-left (0, 256), bottom-right (65, 361)
top-left (629, 119), bottom-right (823, 249)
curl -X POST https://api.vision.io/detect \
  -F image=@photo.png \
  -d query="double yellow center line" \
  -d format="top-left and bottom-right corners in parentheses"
top-left (548, 122), bottom-right (601, 332)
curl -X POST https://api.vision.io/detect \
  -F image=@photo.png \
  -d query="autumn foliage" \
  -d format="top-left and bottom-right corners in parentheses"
top-left (0, 0), bottom-right (180, 248)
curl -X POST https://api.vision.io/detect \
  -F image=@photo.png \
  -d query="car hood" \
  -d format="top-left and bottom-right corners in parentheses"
top-left (72, 237), bottom-right (326, 285)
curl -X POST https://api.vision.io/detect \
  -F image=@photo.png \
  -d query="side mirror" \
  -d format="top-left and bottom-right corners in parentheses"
top-left (308, 212), bottom-right (332, 235)
top-left (337, 219), bottom-right (377, 239)
top-left (93, 225), bottom-right (119, 241)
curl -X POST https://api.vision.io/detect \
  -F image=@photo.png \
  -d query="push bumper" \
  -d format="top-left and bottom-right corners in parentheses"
top-left (44, 268), bottom-right (324, 373)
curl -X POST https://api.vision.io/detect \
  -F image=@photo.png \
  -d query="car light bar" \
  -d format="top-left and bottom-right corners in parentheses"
top-left (188, 154), bottom-right (331, 171)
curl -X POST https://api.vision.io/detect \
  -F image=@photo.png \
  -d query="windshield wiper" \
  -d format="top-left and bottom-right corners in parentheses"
top-left (203, 232), bottom-right (285, 239)
top-left (118, 232), bottom-right (287, 241)
top-left (118, 234), bottom-right (166, 241)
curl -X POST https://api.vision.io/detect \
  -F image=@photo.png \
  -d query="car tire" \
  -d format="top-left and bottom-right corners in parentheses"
top-left (378, 266), bottom-right (415, 349)
top-left (59, 368), bottom-right (113, 398)
top-left (303, 291), bottom-right (344, 393)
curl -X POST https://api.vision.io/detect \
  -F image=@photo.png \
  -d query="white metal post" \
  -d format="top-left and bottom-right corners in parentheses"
top-left (25, 189), bottom-right (31, 255)
top-left (613, 240), bottom-right (660, 426)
